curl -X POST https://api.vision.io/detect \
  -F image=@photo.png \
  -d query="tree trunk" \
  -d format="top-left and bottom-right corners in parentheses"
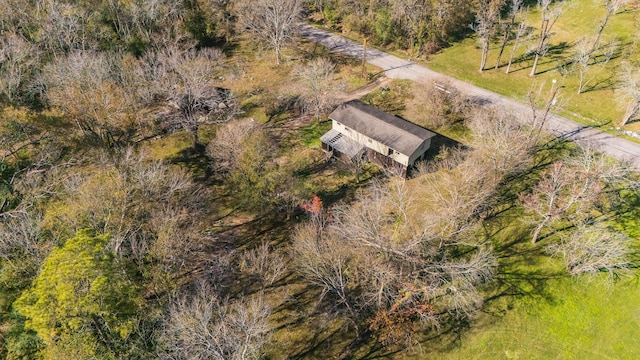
top-left (275, 44), bottom-right (282, 65)
top-left (505, 26), bottom-right (524, 74)
top-left (362, 37), bottom-right (368, 79)
top-left (622, 101), bottom-right (640, 125)
top-left (590, 12), bottom-right (612, 56)
top-left (480, 42), bottom-right (489, 72)
top-left (529, 53), bottom-right (541, 77)
top-left (530, 9), bottom-right (552, 77)
top-left (496, 8), bottom-right (519, 69)
top-left (191, 126), bottom-right (199, 149)
top-left (495, 31), bottom-right (509, 69)
top-left (531, 216), bottom-right (549, 244)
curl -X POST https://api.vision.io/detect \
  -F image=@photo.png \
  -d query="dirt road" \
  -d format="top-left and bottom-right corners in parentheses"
top-left (300, 24), bottom-right (640, 170)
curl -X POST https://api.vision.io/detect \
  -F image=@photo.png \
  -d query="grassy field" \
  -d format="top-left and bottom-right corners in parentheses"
top-left (417, 275), bottom-right (640, 359)
top-left (426, 0), bottom-right (640, 131)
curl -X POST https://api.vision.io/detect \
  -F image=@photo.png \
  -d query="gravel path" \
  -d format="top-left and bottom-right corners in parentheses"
top-left (300, 24), bottom-right (640, 170)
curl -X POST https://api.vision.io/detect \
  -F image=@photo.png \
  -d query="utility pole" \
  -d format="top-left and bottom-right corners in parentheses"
top-left (362, 36), bottom-right (368, 79)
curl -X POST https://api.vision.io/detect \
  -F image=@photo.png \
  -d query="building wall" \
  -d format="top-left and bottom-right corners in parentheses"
top-left (408, 138), bottom-right (431, 166)
top-left (367, 150), bottom-right (408, 177)
top-left (332, 120), bottom-right (411, 167)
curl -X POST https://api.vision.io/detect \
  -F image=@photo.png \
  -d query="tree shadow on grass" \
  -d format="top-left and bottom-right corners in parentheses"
top-left (502, 51), bottom-right (535, 74)
top-left (286, 327), bottom-right (348, 360)
top-left (169, 144), bottom-right (213, 183)
top-left (533, 42), bottom-right (573, 75)
top-left (488, 261), bottom-right (564, 308)
top-left (581, 72), bottom-right (617, 93)
top-left (316, 179), bottom-right (368, 207)
top-left (415, 316), bottom-right (473, 354)
top-left (265, 282), bottom-right (364, 359)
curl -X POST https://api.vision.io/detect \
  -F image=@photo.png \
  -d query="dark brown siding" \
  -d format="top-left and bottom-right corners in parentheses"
top-left (367, 149), bottom-right (408, 177)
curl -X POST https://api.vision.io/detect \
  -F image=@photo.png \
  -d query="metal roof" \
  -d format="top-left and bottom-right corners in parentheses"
top-left (320, 129), bottom-right (364, 159)
top-left (328, 100), bottom-right (435, 156)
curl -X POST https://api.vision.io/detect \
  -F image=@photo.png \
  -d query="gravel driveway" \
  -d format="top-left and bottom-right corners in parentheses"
top-left (300, 24), bottom-right (640, 170)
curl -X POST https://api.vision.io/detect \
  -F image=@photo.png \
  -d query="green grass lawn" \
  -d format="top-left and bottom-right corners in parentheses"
top-left (298, 120), bottom-right (331, 148)
top-left (404, 184), bottom-right (640, 360)
top-left (421, 275), bottom-right (640, 359)
top-left (426, 0), bottom-right (639, 130)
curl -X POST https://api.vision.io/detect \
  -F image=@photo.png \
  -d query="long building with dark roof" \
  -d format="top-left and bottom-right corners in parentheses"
top-left (320, 100), bottom-right (436, 176)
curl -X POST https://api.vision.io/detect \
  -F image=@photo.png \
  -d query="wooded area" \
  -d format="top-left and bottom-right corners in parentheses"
top-left (0, 0), bottom-right (639, 359)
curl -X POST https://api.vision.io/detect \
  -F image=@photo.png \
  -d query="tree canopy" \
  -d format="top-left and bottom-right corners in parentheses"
top-left (14, 229), bottom-right (142, 359)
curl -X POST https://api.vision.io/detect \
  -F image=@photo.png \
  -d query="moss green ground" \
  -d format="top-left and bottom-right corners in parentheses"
top-left (418, 275), bottom-right (640, 360)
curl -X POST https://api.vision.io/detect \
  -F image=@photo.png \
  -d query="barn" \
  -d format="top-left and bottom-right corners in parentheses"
top-left (320, 100), bottom-right (436, 177)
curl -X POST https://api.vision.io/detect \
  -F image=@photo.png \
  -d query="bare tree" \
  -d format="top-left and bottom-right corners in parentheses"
top-left (529, 0), bottom-right (565, 77)
top-left (236, 0), bottom-right (303, 65)
top-left (527, 77), bottom-right (561, 146)
top-left (601, 39), bottom-right (619, 64)
top-left (521, 161), bottom-right (585, 244)
top-left (572, 38), bottom-right (618, 95)
top-left (548, 223), bottom-right (632, 278)
top-left (419, 157), bottom-right (501, 240)
top-left (43, 147), bottom-right (206, 283)
top-left (574, 38), bottom-right (593, 94)
top-left (436, 247), bottom-right (497, 317)
top-left (206, 118), bottom-right (260, 175)
top-left (39, 1), bottom-right (95, 54)
top-left (409, 81), bottom-right (469, 129)
top-left (43, 51), bottom-right (136, 146)
top-left (293, 58), bottom-right (339, 120)
top-left (239, 241), bottom-right (288, 288)
top-left (474, 0), bottom-right (501, 72)
top-left (350, 150), bottom-right (369, 183)
top-left (589, 0), bottom-right (630, 56)
top-left (495, 0), bottom-right (523, 69)
top-left (207, 118), bottom-right (280, 211)
top-left (291, 221), bottom-right (356, 317)
top-left (292, 178), bottom-right (498, 349)
top-left (292, 182), bottom-right (465, 345)
top-left (151, 44), bottom-right (235, 148)
top-left (331, 182), bottom-right (404, 256)
top-left (570, 0), bottom-right (627, 94)
top-left (0, 0), bottom-right (39, 38)
top-left (0, 210), bottom-right (47, 272)
top-left (101, 0), bottom-right (186, 49)
top-left (0, 32), bottom-right (39, 103)
top-left (520, 148), bottom-right (626, 244)
top-left (272, 167), bottom-right (308, 219)
top-left (390, 0), bottom-right (430, 54)
top-left (618, 61), bottom-right (640, 125)
top-left (467, 106), bottom-right (535, 175)
top-left (505, 21), bottom-right (528, 74)
top-left (161, 282), bottom-right (272, 360)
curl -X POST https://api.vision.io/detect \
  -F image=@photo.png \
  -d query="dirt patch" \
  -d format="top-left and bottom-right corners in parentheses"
top-left (340, 76), bottom-right (392, 102)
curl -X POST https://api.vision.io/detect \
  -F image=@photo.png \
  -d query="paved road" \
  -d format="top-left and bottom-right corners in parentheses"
top-left (300, 24), bottom-right (640, 170)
